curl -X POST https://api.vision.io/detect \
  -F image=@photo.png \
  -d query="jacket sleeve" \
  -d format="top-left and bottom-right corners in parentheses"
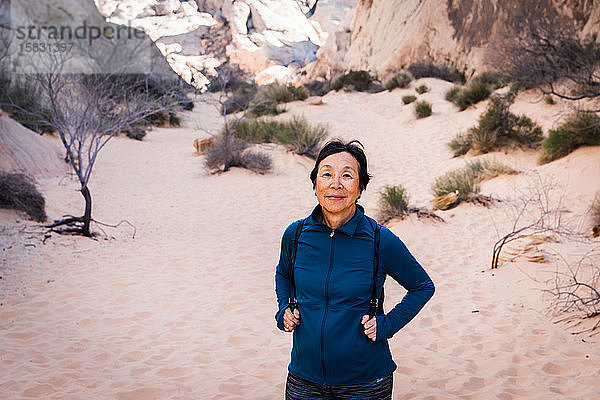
top-left (375, 227), bottom-right (435, 341)
top-left (274, 221), bottom-right (299, 331)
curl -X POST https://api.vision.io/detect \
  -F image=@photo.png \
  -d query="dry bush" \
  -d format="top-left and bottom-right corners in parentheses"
top-left (407, 63), bottom-right (465, 83)
top-left (0, 173), bottom-right (47, 221)
top-left (383, 72), bottom-right (413, 91)
top-left (431, 159), bottom-right (515, 210)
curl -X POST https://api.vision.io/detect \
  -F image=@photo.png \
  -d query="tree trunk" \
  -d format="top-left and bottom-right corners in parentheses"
top-left (81, 185), bottom-right (92, 237)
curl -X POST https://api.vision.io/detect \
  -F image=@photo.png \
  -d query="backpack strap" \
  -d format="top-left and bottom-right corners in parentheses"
top-left (368, 220), bottom-right (383, 318)
top-left (288, 218), bottom-right (305, 312)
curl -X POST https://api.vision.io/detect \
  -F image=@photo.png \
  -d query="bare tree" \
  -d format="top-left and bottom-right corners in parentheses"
top-left (546, 248), bottom-right (600, 335)
top-left (491, 172), bottom-right (589, 269)
top-left (499, 21), bottom-right (600, 104)
top-left (2, 68), bottom-right (184, 237)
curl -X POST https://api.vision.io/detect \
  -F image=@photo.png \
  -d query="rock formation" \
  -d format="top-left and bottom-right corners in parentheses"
top-left (342, 0), bottom-right (598, 78)
top-left (96, 0), bottom-right (332, 89)
top-left (0, 113), bottom-right (67, 179)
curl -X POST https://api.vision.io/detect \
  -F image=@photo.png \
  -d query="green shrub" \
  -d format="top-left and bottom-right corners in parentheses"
top-left (402, 95), bottom-right (417, 104)
top-left (205, 135), bottom-right (272, 173)
top-left (0, 173), bottom-right (47, 221)
top-left (415, 84), bottom-right (429, 94)
top-left (255, 83), bottom-right (308, 104)
top-left (331, 70), bottom-right (374, 92)
top-left (544, 94), bottom-right (555, 105)
top-left (539, 111), bottom-right (600, 164)
top-left (445, 87), bottom-right (461, 103)
top-left (432, 159), bottom-right (517, 209)
top-left (448, 131), bottom-right (473, 156)
top-left (445, 72), bottom-right (506, 110)
top-left (414, 101), bottom-right (432, 118)
top-left (169, 112), bottom-right (181, 127)
top-left (378, 184), bottom-right (410, 222)
top-left (432, 168), bottom-right (478, 204)
top-left (448, 97), bottom-right (543, 155)
top-left (305, 80), bottom-right (332, 97)
top-left (408, 63), bottom-right (465, 83)
top-left (228, 116), bottom-right (327, 159)
top-left (384, 72), bottom-right (413, 91)
top-left (248, 100), bottom-right (285, 117)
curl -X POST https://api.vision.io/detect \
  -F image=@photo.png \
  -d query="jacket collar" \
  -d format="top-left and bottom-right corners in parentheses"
top-left (307, 204), bottom-right (365, 237)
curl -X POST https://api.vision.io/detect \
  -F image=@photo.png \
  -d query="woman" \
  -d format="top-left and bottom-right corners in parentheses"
top-left (275, 140), bottom-right (435, 399)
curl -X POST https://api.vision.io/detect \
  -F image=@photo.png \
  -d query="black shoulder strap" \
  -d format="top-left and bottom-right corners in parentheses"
top-left (368, 220), bottom-right (383, 318)
top-left (288, 219), bottom-right (305, 311)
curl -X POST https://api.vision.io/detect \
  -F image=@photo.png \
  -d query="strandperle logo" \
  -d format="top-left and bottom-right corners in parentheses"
top-left (3, 0), bottom-right (154, 74)
top-left (14, 20), bottom-right (146, 46)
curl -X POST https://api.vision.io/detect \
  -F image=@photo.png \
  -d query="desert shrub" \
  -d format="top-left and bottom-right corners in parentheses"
top-left (169, 112), bottom-right (181, 127)
top-left (124, 125), bottom-right (147, 140)
top-left (408, 63), bottom-right (465, 83)
top-left (384, 72), bottom-right (413, 91)
top-left (0, 173), bottom-right (47, 221)
top-left (447, 131), bottom-right (473, 156)
top-left (378, 185), bottom-right (410, 222)
top-left (205, 135), bottom-right (248, 171)
top-left (255, 83), bottom-right (308, 104)
top-left (414, 101), bottom-right (432, 118)
top-left (539, 111), bottom-right (600, 164)
top-left (445, 72), bottom-right (506, 110)
top-left (241, 150), bottom-right (272, 174)
top-left (228, 116), bottom-right (327, 159)
top-left (222, 83), bottom-right (258, 114)
top-left (415, 84), bottom-right (429, 94)
top-left (402, 95), bottom-right (417, 104)
top-left (305, 80), bottom-right (332, 97)
top-left (205, 135), bottom-right (272, 173)
top-left (0, 74), bottom-right (55, 134)
top-left (248, 100), bottom-right (285, 117)
top-left (465, 159), bottom-right (518, 181)
top-left (448, 97), bottom-right (543, 155)
top-left (432, 159), bottom-right (517, 209)
top-left (544, 94), bottom-right (555, 105)
top-left (331, 70), bottom-right (374, 92)
top-left (432, 168), bottom-right (478, 204)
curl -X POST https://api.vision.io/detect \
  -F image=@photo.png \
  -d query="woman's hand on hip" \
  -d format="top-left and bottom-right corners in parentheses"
top-left (361, 315), bottom-right (377, 341)
top-left (283, 307), bottom-right (300, 332)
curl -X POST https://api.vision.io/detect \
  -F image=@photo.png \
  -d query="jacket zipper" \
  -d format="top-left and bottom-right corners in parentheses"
top-left (320, 229), bottom-right (335, 383)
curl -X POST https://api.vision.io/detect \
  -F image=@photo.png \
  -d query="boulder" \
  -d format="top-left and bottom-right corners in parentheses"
top-left (254, 65), bottom-right (294, 85)
top-left (0, 115), bottom-right (67, 179)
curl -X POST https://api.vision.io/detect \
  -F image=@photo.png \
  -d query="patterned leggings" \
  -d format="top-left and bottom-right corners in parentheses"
top-left (285, 372), bottom-right (393, 400)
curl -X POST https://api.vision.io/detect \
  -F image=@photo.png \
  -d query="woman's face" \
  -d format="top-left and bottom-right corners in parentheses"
top-left (314, 151), bottom-right (361, 219)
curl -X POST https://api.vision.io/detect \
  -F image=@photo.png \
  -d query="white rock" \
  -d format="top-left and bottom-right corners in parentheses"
top-left (255, 65), bottom-right (293, 85)
top-left (152, 0), bottom-right (181, 16)
top-left (228, 1), bottom-right (250, 35)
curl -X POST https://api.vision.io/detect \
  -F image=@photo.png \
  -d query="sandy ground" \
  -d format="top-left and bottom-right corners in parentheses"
top-left (1, 79), bottom-right (600, 399)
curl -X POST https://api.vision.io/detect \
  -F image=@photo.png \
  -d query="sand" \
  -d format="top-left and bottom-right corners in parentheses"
top-left (1, 79), bottom-right (599, 399)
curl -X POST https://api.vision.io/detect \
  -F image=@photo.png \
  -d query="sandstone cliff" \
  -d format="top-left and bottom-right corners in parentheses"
top-left (342, 0), bottom-right (598, 78)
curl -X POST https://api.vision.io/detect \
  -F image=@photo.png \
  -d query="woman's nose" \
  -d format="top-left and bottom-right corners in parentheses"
top-left (330, 175), bottom-right (342, 188)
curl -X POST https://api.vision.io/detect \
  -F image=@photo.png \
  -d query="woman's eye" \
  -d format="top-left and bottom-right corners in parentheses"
top-left (322, 172), bottom-right (331, 177)
top-left (343, 174), bottom-right (353, 178)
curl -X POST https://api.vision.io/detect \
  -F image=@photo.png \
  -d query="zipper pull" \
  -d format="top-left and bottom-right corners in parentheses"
top-left (330, 230), bottom-right (335, 238)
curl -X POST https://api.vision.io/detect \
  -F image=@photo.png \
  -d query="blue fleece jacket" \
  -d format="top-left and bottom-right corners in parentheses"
top-left (275, 205), bottom-right (435, 385)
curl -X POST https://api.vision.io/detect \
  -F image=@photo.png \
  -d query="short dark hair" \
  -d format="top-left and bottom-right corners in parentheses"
top-left (310, 139), bottom-right (371, 193)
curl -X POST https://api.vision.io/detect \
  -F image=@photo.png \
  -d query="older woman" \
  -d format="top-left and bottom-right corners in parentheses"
top-left (275, 140), bottom-right (435, 400)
